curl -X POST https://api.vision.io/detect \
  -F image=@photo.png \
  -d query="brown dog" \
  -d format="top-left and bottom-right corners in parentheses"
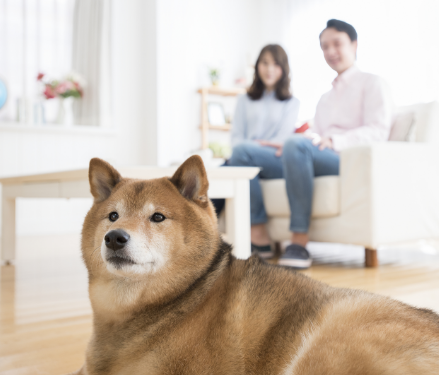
top-left (72, 156), bottom-right (439, 374)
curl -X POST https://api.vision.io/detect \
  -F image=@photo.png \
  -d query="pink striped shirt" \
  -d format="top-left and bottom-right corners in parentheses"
top-left (314, 66), bottom-right (393, 152)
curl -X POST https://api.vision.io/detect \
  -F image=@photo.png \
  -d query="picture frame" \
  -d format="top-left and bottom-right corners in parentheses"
top-left (207, 102), bottom-right (226, 126)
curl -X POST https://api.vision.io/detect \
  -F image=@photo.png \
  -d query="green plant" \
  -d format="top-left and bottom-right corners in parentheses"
top-left (208, 142), bottom-right (231, 159)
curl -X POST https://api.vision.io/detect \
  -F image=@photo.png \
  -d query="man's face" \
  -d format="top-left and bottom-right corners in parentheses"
top-left (320, 28), bottom-right (357, 74)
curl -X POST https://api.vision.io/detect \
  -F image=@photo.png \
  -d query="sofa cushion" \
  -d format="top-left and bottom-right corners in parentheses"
top-left (260, 176), bottom-right (340, 218)
top-left (413, 101), bottom-right (439, 143)
top-left (389, 111), bottom-right (416, 141)
top-left (391, 101), bottom-right (439, 143)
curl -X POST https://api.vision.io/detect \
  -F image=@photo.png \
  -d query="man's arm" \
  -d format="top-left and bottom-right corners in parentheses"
top-left (331, 76), bottom-right (393, 152)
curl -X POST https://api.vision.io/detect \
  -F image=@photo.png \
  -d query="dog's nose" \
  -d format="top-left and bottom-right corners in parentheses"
top-left (105, 229), bottom-right (130, 251)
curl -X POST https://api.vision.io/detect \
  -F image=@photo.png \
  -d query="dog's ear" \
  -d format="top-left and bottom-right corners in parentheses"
top-left (89, 158), bottom-right (122, 202)
top-left (170, 155), bottom-right (209, 207)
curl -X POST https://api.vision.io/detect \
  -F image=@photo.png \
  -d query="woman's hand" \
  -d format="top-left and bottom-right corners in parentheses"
top-left (256, 140), bottom-right (283, 157)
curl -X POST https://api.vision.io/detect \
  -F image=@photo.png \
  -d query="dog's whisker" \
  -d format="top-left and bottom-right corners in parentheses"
top-left (89, 245), bottom-right (100, 258)
top-left (88, 245), bottom-right (101, 269)
top-left (91, 247), bottom-right (102, 270)
top-left (88, 222), bottom-right (117, 271)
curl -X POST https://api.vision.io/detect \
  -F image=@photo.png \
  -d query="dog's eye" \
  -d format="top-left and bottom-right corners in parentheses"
top-left (151, 213), bottom-right (165, 223)
top-left (109, 212), bottom-right (119, 222)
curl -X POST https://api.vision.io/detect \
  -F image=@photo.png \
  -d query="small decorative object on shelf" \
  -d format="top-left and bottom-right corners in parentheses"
top-left (208, 68), bottom-right (220, 86)
top-left (37, 71), bottom-right (86, 126)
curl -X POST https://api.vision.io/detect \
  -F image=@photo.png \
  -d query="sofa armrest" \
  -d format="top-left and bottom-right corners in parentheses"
top-left (339, 142), bottom-right (439, 246)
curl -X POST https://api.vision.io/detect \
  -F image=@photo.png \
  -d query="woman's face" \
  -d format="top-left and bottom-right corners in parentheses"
top-left (257, 52), bottom-right (283, 90)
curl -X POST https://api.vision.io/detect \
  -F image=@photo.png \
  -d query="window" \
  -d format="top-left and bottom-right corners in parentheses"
top-left (0, 0), bottom-right (111, 127)
top-left (0, 0), bottom-right (76, 123)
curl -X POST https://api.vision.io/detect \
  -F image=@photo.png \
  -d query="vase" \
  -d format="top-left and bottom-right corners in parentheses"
top-left (56, 97), bottom-right (74, 126)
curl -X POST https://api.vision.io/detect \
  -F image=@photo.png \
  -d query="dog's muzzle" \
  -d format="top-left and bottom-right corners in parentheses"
top-left (105, 229), bottom-right (136, 267)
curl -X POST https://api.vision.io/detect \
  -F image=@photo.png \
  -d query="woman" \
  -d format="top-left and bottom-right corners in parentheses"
top-left (215, 45), bottom-right (300, 258)
top-left (231, 44), bottom-right (300, 147)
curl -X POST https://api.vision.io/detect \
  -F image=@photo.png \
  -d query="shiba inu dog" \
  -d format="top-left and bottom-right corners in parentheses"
top-left (72, 156), bottom-right (439, 374)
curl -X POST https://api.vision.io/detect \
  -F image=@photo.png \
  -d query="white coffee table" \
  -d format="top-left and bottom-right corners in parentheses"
top-left (0, 166), bottom-right (259, 264)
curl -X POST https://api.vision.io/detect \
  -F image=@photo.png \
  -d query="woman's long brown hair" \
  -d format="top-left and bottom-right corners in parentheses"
top-left (247, 44), bottom-right (292, 101)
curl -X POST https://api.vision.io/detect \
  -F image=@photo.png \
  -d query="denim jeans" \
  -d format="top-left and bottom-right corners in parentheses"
top-left (228, 135), bottom-right (340, 233)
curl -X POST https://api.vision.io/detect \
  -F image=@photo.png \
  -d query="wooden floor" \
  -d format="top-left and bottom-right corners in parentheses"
top-left (1, 234), bottom-right (439, 375)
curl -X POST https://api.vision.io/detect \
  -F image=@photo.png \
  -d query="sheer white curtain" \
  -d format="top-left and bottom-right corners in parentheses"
top-left (0, 0), bottom-right (75, 123)
top-left (283, 0), bottom-right (439, 121)
top-left (72, 0), bottom-right (111, 126)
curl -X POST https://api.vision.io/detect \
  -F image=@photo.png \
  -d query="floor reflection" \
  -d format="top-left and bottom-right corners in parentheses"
top-left (1, 233), bottom-right (91, 327)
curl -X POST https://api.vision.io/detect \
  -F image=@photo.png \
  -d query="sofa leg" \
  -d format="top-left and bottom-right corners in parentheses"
top-left (274, 242), bottom-right (282, 257)
top-left (365, 248), bottom-right (379, 268)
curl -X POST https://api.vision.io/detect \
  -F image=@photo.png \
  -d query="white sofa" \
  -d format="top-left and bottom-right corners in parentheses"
top-left (260, 101), bottom-right (439, 267)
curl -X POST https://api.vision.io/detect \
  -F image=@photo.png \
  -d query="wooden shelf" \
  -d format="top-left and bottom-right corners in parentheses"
top-left (198, 87), bottom-right (244, 149)
top-left (197, 86), bottom-right (246, 97)
top-left (199, 124), bottom-right (231, 131)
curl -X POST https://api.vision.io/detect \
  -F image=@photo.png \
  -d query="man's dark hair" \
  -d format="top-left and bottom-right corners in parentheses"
top-left (320, 19), bottom-right (357, 42)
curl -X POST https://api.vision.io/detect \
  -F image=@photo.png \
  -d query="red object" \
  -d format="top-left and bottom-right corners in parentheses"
top-left (295, 122), bottom-right (309, 133)
top-left (37, 72), bottom-right (45, 81)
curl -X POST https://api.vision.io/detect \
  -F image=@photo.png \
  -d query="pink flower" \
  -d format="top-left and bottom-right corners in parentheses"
top-left (37, 72), bottom-right (45, 81)
top-left (43, 84), bottom-right (56, 99)
top-left (56, 81), bottom-right (77, 95)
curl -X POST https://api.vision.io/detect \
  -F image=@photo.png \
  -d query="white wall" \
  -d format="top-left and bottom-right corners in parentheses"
top-left (112, 0), bottom-right (158, 167)
top-left (155, 0), bottom-right (276, 166)
top-left (251, 0), bottom-right (291, 52)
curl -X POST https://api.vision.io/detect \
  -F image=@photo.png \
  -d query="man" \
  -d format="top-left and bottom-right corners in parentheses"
top-left (229, 19), bottom-right (393, 268)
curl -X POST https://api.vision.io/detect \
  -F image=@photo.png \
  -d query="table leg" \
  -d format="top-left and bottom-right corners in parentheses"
top-left (1, 194), bottom-right (16, 264)
top-left (225, 179), bottom-right (251, 259)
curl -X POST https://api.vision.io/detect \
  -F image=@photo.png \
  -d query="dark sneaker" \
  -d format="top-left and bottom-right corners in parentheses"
top-left (251, 243), bottom-right (274, 259)
top-left (278, 244), bottom-right (312, 269)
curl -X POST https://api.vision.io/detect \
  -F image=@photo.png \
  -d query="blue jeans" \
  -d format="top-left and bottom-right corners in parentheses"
top-left (228, 135), bottom-right (340, 233)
